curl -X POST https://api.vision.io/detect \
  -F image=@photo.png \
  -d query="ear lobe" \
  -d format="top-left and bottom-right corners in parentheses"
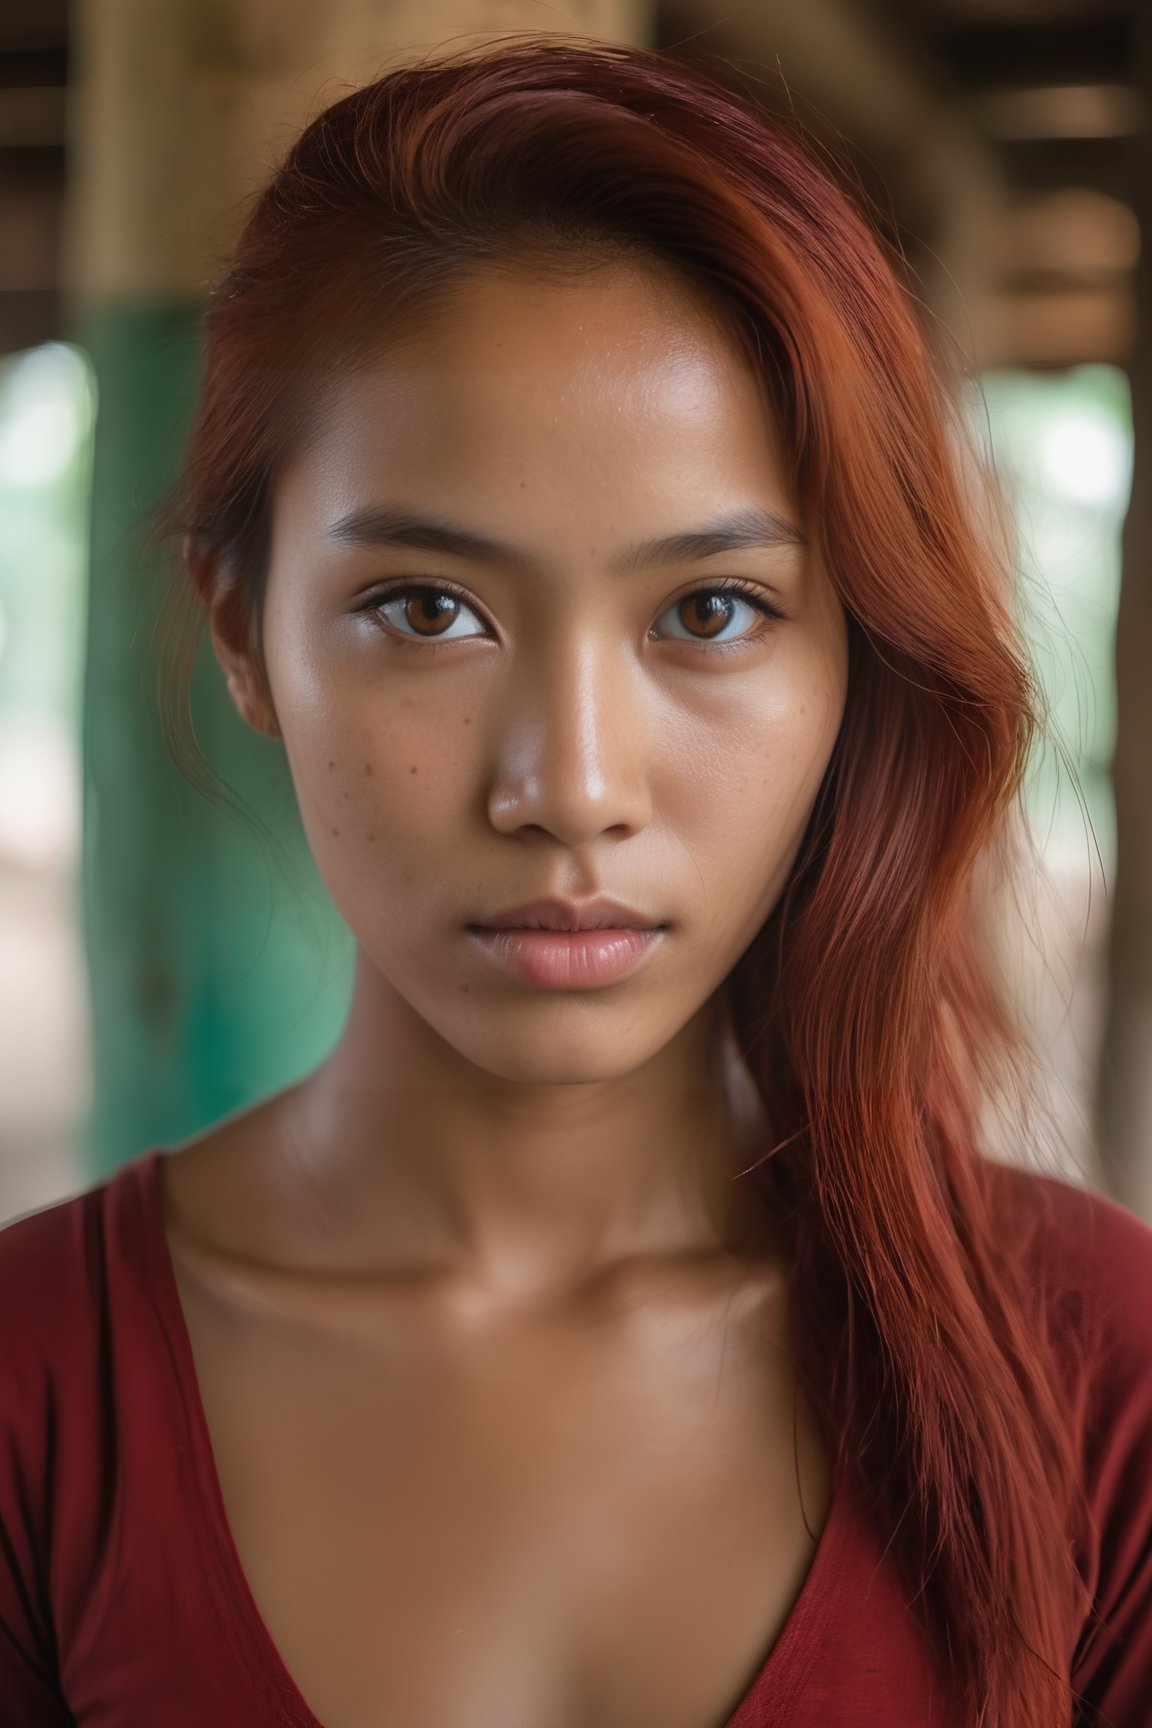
top-left (221, 662), bottom-right (281, 741)
top-left (193, 543), bottom-right (282, 742)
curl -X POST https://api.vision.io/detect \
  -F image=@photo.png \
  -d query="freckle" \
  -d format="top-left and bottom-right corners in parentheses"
top-left (410, 765), bottom-right (418, 775)
top-left (328, 760), bottom-right (335, 771)
top-left (462, 716), bottom-right (471, 725)
top-left (364, 764), bottom-right (373, 776)
top-left (367, 832), bottom-right (376, 842)
top-left (330, 826), bottom-right (340, 836)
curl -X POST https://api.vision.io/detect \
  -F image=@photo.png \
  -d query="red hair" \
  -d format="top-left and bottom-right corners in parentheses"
top-left (156, 34), bottom-right (1099, 1725)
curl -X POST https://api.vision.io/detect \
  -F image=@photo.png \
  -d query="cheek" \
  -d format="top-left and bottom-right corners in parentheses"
top-left (685, 660), bottom-right (845, 901)
top-left (280, 687), bottom-right (477, 879)
top-left (700, 662), bottom-right (844, 815)
top-left (766, 609), bottom-right (849, 807)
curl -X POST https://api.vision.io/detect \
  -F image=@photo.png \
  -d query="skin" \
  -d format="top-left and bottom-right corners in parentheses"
top-left (167, 259), bottom-right (851, 1728)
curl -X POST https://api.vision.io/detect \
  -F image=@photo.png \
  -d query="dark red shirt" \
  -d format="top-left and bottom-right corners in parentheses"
top-left (1, 1148), bottom-right (1150, 1726)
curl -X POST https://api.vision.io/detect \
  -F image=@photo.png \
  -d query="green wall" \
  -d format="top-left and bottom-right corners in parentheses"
top-left (76, 305), bottom-right (352, 1179)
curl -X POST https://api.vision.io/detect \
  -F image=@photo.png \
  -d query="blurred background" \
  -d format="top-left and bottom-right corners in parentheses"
top-left (0, 0), bottom-right (1147, 1224)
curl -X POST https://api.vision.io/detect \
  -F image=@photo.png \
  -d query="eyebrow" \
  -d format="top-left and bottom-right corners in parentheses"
top-left (326, 504), bottom-right (807, 573)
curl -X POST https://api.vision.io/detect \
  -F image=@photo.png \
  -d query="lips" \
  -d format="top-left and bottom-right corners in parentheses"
top-left (469, 925), bottom-right (664, 989)
top-left (472, 895), bottom-right (663, 932)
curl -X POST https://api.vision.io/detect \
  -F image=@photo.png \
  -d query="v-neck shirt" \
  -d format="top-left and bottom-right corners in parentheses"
top-left (2, 1148), bottom-right (1150, 1725)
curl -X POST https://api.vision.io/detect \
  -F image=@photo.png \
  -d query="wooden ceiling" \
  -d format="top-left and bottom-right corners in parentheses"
top-left (0, 0), bottom-right (66, 355)
top-left (0, 0), bottom-right (1141, 366)
top-left (898, 0), bottom-right (1137, 198)
top-left (890, 0), bottom-right (1140, 365)
top-left (657, 0), bottom-right (1141, 366)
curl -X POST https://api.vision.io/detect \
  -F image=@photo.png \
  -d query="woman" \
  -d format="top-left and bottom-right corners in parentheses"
top-left (2, 33), bottom-right (1150, 1728)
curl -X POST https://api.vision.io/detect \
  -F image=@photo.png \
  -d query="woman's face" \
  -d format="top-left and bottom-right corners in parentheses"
top-left (248, 261), bottom-right (848, 1085)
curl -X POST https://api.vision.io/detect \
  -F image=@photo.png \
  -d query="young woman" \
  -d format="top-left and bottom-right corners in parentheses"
top-left (2, 33), bottom-right (1150, 1728)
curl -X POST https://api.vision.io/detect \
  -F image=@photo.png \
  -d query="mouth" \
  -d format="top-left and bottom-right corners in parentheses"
top-left (467, 925), bottom-right (666, 990)
top-left (466, 921), bottom-right (668, 933)
top-left (470, 896), bottom-right (666, 934)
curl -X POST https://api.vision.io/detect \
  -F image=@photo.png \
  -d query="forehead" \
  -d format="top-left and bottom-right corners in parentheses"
top-left (272, 263), bottom-right (793, 546)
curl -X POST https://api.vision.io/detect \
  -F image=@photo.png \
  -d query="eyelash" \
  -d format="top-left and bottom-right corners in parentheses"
top-left (355, 577), bottom-right (787, 657)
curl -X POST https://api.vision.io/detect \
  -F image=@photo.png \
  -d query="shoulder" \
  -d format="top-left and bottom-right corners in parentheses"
top-left (0, 1153), bottom-right (157, 1406)
top-left (0, 1181), bottom-right (109, 1442)
top-left (0, 1183), bottom-right (98, 1340)
top-left (0, 1156), bottom-right (159, 1612)
top-left (979, 1158), bottom-right (1152, 1338)
top-left (975, 1155), bottom-right (1152, 1296)
top-left (980, 1162), bottom-right (1152, 1717)
top-left (0, 1185), bottom-right (106, 1666)
top-left (0, 1170), bottom-right (150, 1727)
top-left (978, 1159), bottom-right (1152, 1425)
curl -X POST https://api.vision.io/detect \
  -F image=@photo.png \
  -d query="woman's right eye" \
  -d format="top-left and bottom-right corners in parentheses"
top-left (359, 582), bottom-right (485, 648)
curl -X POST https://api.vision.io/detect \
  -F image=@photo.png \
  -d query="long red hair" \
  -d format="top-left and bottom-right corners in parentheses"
top-left (155, 34), bottom-right (1099, 1725)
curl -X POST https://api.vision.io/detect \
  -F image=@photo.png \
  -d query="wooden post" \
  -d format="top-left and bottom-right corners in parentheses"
top-left (1097, 1), bottom-right (1152, 1221)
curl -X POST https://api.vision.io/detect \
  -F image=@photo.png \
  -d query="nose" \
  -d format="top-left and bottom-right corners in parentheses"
top-left (486, 636), bottom-right (654, 846)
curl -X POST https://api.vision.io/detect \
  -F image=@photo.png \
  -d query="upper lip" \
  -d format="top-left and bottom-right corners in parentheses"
top-left (472, 896), bottom-right (664, 932)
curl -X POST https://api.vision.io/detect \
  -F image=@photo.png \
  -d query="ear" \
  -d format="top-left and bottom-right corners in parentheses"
top-left (185, 535), bottom-right (282, 741)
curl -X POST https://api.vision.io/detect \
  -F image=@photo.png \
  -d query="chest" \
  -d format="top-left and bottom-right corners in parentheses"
top-left (168, 1251), bottom-right (831, 1728)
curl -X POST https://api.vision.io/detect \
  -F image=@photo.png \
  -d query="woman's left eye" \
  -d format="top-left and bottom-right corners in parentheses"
top-left (654, 582), bottom-right (787, 651)
top-left (357, 579), bottom-right (787, 654)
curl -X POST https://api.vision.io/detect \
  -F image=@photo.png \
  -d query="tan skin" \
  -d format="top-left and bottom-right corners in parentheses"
top-left (167, 259), bottom-right (849, 1728)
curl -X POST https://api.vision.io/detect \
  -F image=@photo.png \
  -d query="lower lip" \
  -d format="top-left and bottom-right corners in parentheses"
top-left (468, 927), bottom-right (664, 990)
